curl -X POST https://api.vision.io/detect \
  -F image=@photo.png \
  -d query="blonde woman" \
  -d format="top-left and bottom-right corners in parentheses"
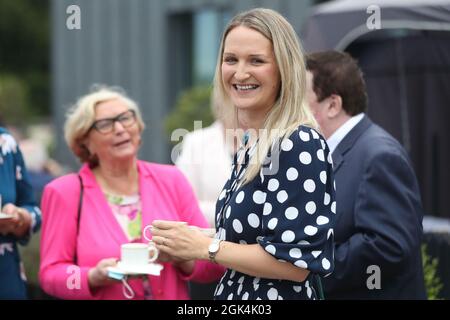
top-left (152, 8), bottom-right (336, 300)
top-left (39, 87), bottom-right (224, 299)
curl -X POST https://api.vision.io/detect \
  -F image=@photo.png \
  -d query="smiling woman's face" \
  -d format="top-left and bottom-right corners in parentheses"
top-left (221, 26), bottom-right (281, 115)
top-left (84, 98), bottom-right (141, 166)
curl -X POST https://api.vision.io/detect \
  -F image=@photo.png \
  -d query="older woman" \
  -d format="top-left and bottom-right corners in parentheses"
top-left (151, 8), bottom-right (336, 300)
top-left (39, 87), bottom-right (224, 299)
top-left (0, 127), bottom-right (42, 299)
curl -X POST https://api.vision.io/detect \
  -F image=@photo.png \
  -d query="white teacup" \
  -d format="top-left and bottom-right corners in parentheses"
top-left (120, 242), bottom-right (159, 268)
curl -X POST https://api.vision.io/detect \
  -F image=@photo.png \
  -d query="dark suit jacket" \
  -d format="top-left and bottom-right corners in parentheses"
top-left (322, 116), bottom-right (427, 299)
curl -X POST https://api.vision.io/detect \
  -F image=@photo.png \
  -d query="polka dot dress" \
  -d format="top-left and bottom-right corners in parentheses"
top-left (214, 126), bottom-right (336, 300)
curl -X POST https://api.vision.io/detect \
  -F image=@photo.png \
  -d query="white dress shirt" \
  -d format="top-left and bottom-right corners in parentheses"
top-left (326, 113), bottom-right (365, 154)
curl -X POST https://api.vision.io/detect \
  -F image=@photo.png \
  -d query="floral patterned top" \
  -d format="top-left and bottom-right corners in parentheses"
top-left (0, 127), bottom-right (42, 299)
top-left (105, 193), bottom-right (142, 241)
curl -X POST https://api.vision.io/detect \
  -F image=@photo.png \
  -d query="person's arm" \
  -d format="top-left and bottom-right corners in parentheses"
top-left (322, 150), bottom-right (424, 292)
top-left (168, 168), bottom-right (225, 283)
top-left (152, 221), bottom-right (309, 282)
top-left (39, 180), bottom-right (98, 299)
top-left (1, 139), bottom-right (42, 242)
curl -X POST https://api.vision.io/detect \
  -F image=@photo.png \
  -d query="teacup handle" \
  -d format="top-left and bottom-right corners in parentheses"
top-left (147, 242), bottom-right (159, 263)
top-left (142, 224), bottom-right (153, 242)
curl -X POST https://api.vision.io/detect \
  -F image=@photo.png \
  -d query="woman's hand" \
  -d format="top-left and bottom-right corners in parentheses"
top-left (0, 204), bottom-right (32, 237)
top-left (151, 220), bottom-right (212, 262)
top-left (87, 258), bottom-right (119, 289)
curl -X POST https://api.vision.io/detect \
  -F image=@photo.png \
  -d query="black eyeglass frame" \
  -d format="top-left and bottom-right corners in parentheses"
top-left (89, 109), bottom-right (137, 134)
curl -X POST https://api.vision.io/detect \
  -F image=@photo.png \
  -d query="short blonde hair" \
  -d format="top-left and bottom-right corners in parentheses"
top-left (64, 86), bottom-right (145, 166)
top-left (213, 8), bottom-right (318, 184)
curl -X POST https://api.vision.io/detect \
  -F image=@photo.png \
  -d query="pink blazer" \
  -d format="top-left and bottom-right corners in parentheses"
top-left (39, 160), bottom-right (224, 300)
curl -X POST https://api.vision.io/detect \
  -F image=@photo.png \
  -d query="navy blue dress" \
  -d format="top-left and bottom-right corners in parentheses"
top-left (214, 125), bottom-right (336, 300)
top-left (0, 127), bottom-right (42, 299)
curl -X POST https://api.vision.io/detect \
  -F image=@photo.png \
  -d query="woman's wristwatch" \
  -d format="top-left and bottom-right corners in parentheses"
top-left (208, 238), bottom-right (222, 263)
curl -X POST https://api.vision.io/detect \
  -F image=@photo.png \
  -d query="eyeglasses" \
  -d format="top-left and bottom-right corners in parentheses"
top-left (90, 110), bottom-right (137, 134)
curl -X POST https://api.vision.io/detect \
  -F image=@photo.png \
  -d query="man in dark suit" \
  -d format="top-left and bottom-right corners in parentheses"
top-left (305, 50), bottom-right (426, 299)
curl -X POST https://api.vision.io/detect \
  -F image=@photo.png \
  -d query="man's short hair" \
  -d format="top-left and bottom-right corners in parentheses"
top-left (306, 50), bottom-right (368, 116)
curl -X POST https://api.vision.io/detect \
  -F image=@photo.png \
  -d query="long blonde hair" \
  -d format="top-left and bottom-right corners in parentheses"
top-left (213, 8), bottom-right (317, 185)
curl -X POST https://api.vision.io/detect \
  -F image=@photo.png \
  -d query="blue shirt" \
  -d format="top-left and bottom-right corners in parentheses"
top-left (0, 127), bottom-right (42, 299)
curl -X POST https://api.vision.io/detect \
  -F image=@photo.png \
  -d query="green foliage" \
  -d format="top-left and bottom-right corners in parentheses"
top-left (165, 85), bottom-right (214, 143)
top-left (422, 243), bottom-right (443, 300)
top-left (0, 75), bottom-right (32, 125)
top-left (0, 0), bottom-right (50, 119)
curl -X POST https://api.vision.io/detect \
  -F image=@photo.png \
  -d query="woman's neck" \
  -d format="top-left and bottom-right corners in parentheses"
top-left (93, 160), bottom-right (139, 196)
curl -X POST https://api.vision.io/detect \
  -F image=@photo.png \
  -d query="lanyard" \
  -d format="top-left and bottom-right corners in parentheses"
top-left (216, 132), bottom-right (257, 236)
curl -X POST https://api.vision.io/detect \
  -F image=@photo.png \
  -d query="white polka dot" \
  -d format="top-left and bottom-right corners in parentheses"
top-left (232, 219), bottom-right (243, 233)
top-left (239, 240), bottom-right (247, 244)
top-left (230, 270), bottom-right (236, 279)
top-left (267, 288), bottom-right (278, 300)
top-left (293, 285), bottom-right (302, 293)
top-left (227, 293), bottom-right (233, 300)
top-left (320, 139), bottom-right (326, 149)
top-left (299, 130), bottom-right (310, 141)
top-left (268, 218), bottom-right (278, 230)
top-left (312, 250), bottom-right (322, 258)
top-left (253, 190), bottom-right (267, 204)
top-left (307, 287), bottom-right (312, 298)
top-left (265, 245), bottom-right (276, 255)
top-left (226, 206), bottom-right (231, 218)
top-left (294, 260), bottom-right (308, 268)
top-left (242, 292), bottom-right (249, 300)
top-left (238, 276), bottom-right (245, 284)
top-left (216, 284), bottom-right (224, 295)
top-left (331, 201), bottom-right (336, 214)
top-left (299, 152), bottom-right (312, 165)
top-left (285, 207), bottom-right (299, 220)
top-left (311, 130), bottom-right (320, 139)
top-left (289, 248), bottom-right (302, 258)
top-left (303, 179), bottom-right (316, 193)
top-left (227, 280), bottom-right (233, 286)
top-left (322, 258), bottom-right (331, 270)
top-left (281, 230), bottom-right (296, 243)
top-left (253, 277), bottom-right (260, 285)
top-left (263, 202), bottom-right (272, 215)
top-left (277, 190), bottom-right (288, 203)
top-left (317, 215), bottom-right (329, 225)
top-left (317, 149), bottom-right (325, 161)
top-left (237, 284), bottom-right (243, 295)
top-left (324, 192), bottom-right (331, 205)
top-left (260, 170), bottom-right (264, 184)
top-left (281, 139), bottom-right (293, 151)
top-left (304, 225), bottom-right (318, 236)
top-left (327, 152), bottom-right (333, 164)
top-left (305, 201), bottom-right (316, 214)
top-left (268, 179), bottom-right (279, 192)
top-left (334, 180), bottom-right (336, 191)
top-left (235, 191), bottom-right (245, 204)
top-left (298, 240), bottom-right (310, 245)
top-left (327, 228), bottom-right (334, 239)
top-left (320, 171), bottom-right (327, 184)
top-left (248, 213), bottom-right (260, 228)
top-left (286, 167), bottom-right (298, 181)
top-left (218, 189), bottom-right (226, 200)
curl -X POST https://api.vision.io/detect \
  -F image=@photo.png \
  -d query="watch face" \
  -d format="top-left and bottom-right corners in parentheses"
top-left (209, 243), bottom-right (219, 252)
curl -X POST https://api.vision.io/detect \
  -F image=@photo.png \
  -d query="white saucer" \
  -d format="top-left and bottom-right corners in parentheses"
top-left (0, 212), bottom-right (13, 219)
top-left (108, 261), bottom-right (164, 276)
